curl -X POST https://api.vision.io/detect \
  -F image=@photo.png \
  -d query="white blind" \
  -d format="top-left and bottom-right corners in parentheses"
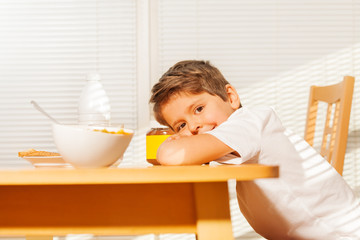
top-left (0, 0), bottom-right (139, 166)
top-left (156, 0), bottom-right (360, 238)
top-left (156, 0), bottom-right (360, 186)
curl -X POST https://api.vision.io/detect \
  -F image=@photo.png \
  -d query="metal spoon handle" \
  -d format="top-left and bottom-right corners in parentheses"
top-left (30, 100), bottom-right (60, 125)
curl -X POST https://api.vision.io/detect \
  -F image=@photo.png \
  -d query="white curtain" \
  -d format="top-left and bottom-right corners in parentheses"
top-left (0, 0), bottom-right (141, 167)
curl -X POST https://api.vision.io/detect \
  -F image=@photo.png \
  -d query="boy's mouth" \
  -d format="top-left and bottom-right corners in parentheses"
top-left (198, 125), bottom-right (217, 134)
top-left (207, 125), bottom-right (216, 132)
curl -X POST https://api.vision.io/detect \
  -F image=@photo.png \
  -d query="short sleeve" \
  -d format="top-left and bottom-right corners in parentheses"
top-left (207, 107), bottom-right (268, 163)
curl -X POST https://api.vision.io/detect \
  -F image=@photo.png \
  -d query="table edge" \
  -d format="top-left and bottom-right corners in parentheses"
top-left (0, 164), bottom-right (279, 185)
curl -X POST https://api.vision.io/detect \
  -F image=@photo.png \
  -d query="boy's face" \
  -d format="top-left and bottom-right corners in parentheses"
top-left (161, 85), bottom-right (240, 135)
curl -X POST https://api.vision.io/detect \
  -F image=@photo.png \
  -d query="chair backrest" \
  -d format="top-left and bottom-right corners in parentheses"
top-left (304, 76), bottom-right (354, 175)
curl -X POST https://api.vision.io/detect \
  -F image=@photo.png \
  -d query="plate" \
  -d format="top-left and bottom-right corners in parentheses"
top-left (22, 156), bottom-right (73, 168)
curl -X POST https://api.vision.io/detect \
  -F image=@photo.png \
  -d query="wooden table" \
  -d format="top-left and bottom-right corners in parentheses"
top-left (0, 164), bottom-right (279, 240)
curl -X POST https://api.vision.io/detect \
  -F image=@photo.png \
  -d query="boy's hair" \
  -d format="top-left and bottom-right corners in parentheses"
top-left (150, 60), bottom-right (240, 126)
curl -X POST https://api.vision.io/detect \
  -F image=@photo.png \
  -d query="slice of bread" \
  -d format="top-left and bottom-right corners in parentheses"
top-left (18, 148), bottom-right (60, 157)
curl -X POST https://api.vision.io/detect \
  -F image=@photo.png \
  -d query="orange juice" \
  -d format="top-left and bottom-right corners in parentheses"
top-left (146, 128), bottom-right (174, 165)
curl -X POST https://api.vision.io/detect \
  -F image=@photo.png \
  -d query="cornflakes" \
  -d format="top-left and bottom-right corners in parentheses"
top-left (93, 128), bottom-right (131, 135)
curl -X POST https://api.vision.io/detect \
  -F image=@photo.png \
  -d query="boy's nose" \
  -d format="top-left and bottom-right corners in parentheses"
top-left (189, 124), bottom-right (200, 135)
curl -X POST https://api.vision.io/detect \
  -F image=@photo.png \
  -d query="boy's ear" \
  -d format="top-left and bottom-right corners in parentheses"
top-left (225, 84), bottom-right (241, 109)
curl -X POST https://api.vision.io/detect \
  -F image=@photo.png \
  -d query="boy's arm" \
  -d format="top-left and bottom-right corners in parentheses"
top-left (156, 133), bottom-right (234, 165)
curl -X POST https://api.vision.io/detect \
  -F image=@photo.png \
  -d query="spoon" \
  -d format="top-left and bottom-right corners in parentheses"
top-left (30, 100), bottom-right (61, 125)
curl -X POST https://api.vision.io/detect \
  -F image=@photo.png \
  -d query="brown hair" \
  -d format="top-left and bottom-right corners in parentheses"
top-left (150, 60), bottom-right (240, 126)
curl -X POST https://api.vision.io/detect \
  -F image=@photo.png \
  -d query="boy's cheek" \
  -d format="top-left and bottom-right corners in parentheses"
top-left (179, 130), bottom-right (194, 137)
top-left (167, 131), bottom-right (191, 141)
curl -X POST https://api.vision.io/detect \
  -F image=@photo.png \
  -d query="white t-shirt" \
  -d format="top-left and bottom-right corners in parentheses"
top-left (207, 106), bottom-right (360, 240)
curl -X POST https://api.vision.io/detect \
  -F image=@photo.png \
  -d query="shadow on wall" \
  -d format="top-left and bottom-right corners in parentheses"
top-left (236, 42), bottom-right (360, 191)
top-left (346, 130), bottom-right (360, 153)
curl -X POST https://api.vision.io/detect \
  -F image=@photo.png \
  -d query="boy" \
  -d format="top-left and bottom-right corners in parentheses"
top-left (150, 60), bottom-right (360, 240)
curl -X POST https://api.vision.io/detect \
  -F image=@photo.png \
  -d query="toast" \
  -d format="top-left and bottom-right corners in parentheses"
top-left (18, 148), bottom-right (60, 157)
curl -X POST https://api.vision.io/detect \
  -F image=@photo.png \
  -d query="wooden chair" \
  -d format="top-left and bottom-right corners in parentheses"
top-left (304, 76), bottom-right (354, 175)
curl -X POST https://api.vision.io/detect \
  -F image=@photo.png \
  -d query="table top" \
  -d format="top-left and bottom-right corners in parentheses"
top-left (0, 164), bottom-right (279, 185)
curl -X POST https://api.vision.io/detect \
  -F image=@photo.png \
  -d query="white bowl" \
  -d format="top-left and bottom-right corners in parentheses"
top-left (52, 124), bottom-right (134, 168)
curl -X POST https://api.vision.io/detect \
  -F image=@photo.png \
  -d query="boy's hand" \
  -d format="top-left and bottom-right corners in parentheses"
top-left (166, 133), bottom-right (181, 141)
top-left (166, 131), bottom-right (190, 141)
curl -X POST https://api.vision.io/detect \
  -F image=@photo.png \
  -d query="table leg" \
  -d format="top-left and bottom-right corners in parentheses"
top-left (193, 182), bottom-right (234, 240)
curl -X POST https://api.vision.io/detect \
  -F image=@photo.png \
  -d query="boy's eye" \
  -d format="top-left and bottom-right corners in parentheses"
top-left (177, 122), bottom-right (186, 132)
top-left (195, 106), bottom-right (203, 114)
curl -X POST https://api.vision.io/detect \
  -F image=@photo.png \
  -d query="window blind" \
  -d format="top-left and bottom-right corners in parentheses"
top-left (155, 0), bottom-right (360, 238)
top-left (156, 0), bottom-right (360, 188)
top-left (0, 0), bottom-right (139, 167)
